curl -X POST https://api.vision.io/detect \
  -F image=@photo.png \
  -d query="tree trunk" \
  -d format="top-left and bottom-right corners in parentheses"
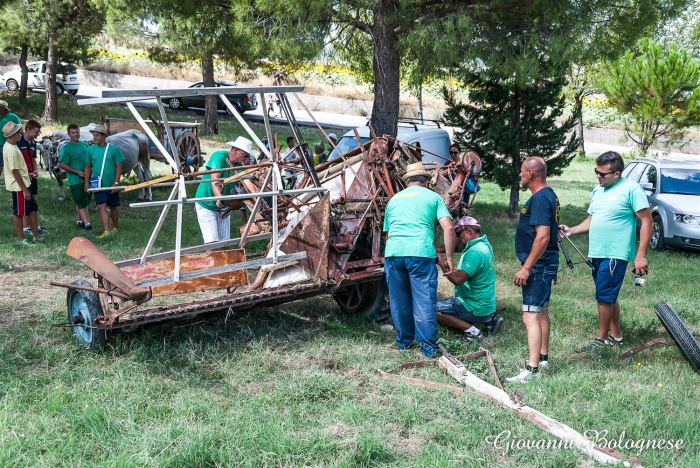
top-left (44, 40), bottom-right (59, 123)
top-left (509, 88), bottom-right (523, 217)
top-left (19, 44), bottom-right (28, 104)
top-left (575, 94), bottom-right (585, 157)
top-left (202, 55), bottom-right (218, 136)
top-left (370, 0), bottom-right (400, 138)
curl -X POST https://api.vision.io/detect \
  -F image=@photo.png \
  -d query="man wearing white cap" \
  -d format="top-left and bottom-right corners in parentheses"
top-left (3, 121), bottom-right (41, 245)
top-left (383, 162), bottom-right (455, 359)
top-left (195, 136), bottom-right (253, 244)
top-left (0, 100), bottom-right (21, 177)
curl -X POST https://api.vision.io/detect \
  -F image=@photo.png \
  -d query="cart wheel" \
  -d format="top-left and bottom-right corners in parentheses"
top-left (334, 280), bottom-right (390, 322)
top-left (655, 301), bottom-right (700, 372)
top-left (176, 130), bottom-right (201, 174)
top-left (67, 279), bottom-right (106, 351)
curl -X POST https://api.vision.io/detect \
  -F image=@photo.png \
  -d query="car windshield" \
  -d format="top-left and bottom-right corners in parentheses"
top-left (57, 63), bottom-right (77, 74)
top-left (328, 136), bottom-right (371, 161)
top-left (660, 168), bottom-right (700, 195)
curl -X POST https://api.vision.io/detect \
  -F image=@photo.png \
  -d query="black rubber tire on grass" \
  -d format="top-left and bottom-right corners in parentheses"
top-left (67, 279), bottom-right (106, 351)
top-left (655, 301), bottom-right (700, 373)
top-left (334, 280), bottom-right (391, 322)
top-left (651, 215), bottom-right (667, 252)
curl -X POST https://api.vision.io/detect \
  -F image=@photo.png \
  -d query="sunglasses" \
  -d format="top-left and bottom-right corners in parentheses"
top-left (594, 169), bottom-right (616, 177)
top-left (449, 151), bottom-right (459, 155)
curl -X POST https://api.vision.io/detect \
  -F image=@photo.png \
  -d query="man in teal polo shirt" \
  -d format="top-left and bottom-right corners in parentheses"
top-left (58, 123), bottom-right (92, 231)
top-left (561, 151), bottom-right (652, 347)
top-left (436, 216), bottom-right (502, 343)
top-left (383, 162), bottom-right (455, 359)
top-left (195, 136), bottom-right (252, 244)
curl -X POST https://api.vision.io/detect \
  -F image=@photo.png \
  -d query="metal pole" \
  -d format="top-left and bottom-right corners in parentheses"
top-left (272, 163), bottom-right (279, 263)
top-left (140, 183), bottom-right (179, 265)
top-left (156, 96), bottom-right (182, 172)
top-left (125, 102), bottom-right (180, 173)
top-left (259, 92), bottom-right (276, 162)
top-left (218, 95), bottom-right (273, 160)
top-left (240, 168), bottom-right (273, 248)
top-left (128, 186), bottom-right (327, 208)
top-left (174, 176), bottom-right (186, 282)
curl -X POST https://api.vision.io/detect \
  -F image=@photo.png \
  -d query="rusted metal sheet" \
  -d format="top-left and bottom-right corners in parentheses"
top-left (67, 237), bottom-right (151, 303)
top-left (278, 193), bottom-right (330, 280)
top-left (120, 250), bottom-right (248, 296)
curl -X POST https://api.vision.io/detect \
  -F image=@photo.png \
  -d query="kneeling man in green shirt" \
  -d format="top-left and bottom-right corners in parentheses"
top-left (437, 216), bottom-right (502, 343)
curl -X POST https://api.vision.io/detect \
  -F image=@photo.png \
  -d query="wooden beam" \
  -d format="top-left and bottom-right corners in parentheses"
top-left (123, 174), bottom-right (178, 192)
top-left (102, 85), bottom-right (305, 99)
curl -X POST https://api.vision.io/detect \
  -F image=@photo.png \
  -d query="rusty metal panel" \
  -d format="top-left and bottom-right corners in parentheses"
top-left (279, 193), bottom-right (330, 280)
top-left (120, 250), bottom-right (248, 296)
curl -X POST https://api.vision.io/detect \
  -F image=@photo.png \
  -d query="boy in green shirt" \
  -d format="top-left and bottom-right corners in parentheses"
top-left (84, 125), bottom-right (124, 238)
top-left (59, 123), bottom-right (92, 231)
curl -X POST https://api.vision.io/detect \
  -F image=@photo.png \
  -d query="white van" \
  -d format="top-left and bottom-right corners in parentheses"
top-left (327, 122), bottom-right (452, 165)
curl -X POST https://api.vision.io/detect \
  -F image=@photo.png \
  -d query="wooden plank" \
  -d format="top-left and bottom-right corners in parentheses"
top-left (102, 85), bottom-right (305, 99)
top-left (116, 232), bottom-right (272, 268)
top-left (121, 250), bottom-right (248, 296)
top-left (222, 167), bottom-right (259, 185)
top-left (123, 174), bottom-right (178, 193)
top-left (106, 120), bottom-right (147, 134)
top-left (134, 251), bottom-right (308, 287)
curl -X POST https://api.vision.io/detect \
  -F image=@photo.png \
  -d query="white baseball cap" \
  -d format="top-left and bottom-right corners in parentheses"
top-left (226, 136), bottom-right (253, 155)
top-left (328, 132), bottom-right (338, 142)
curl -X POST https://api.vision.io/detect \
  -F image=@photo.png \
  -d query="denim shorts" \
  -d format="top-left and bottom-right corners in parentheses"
top-left (94, 190), bottom-right (120, 207)
top-left (436, 297), bottom-right (493, 323)
top-left (521, 263), bottom-right (558, 312)
top-left (591, 258), bottom-right (628, 304)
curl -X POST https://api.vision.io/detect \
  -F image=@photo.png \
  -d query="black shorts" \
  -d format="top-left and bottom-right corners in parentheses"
top-left (94, 190), bottom-right (120, 207)
top-left (29, 177), bottom-right (38, 196)
top-left (11, 191), bottom-right (38, 216)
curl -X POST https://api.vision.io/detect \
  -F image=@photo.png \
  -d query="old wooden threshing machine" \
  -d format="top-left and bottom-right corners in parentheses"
top-left (52, 85), bottom-right (481, 350)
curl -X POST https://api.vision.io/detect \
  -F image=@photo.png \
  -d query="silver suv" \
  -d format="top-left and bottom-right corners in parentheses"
top-left (621, 157), bottom-right (700, 252)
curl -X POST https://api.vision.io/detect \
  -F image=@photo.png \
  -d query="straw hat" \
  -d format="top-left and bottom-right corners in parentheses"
top-left (226, 136), bottom-right (253, 155)
top-left (90, 125), bottom-right (108, 135)
top-left (0, 100), bottom-right (10, 111)
top-left (2, 121), bottom-right (22, 138)
top-left (402, 162), bottom-right (432, 182)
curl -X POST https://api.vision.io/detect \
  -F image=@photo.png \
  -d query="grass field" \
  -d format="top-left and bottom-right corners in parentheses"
top-left (1, 118), bottom-right (699, 466)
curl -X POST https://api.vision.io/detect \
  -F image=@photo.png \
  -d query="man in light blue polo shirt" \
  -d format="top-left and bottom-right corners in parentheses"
top-left (383, 162), bottom-right (455, 358)
top-left (560, 151), bottom-right (652, 347)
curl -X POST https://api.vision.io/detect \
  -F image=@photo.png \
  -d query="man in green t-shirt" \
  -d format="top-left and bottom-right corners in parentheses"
top-left (436, 216), bottom-right (501, 343)
top-left (84, 125), bottom-right (125, 238)
top-left (383, 162), bottom-right (455, 359)
top-left (0, 100), bottom-right (21, 176)
top-left (59, 123), bottom-right (92, 231)
top-left (195, 136), bottom-right (253, 244)
top-left (560, 151), bottom-right (652, 348)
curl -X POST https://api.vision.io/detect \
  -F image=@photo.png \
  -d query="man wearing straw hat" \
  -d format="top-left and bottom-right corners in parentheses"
top-left (3, 121), bottom-right (41, 245)
top-left (0, 100), bottom-right (21, 178)
top-left (383, 162), bottom-right (455, 359)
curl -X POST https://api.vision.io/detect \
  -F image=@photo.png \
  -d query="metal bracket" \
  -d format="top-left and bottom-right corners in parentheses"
top-left (618, 338), bottom-right (677, 360)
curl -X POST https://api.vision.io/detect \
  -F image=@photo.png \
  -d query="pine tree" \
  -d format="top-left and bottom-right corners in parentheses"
top-left (444, 67), bottom-right (579, 216)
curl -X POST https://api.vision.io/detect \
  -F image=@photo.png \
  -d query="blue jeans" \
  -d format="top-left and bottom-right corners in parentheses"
top-left (385, 256), bottom-right (438, 358)
top-left (521, 263), bottom-right (558, 312)
top-left (436, 298), bottom-right (494, 323)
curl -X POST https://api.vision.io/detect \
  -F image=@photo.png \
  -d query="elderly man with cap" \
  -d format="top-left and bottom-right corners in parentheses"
top-left (383, 162), bottom-right (455, 359)
top-left (436, 216), bottom-right (502, 343)
top-left (0, 100), bottom-right (21, 177)
top-left (195, 136), bottom-right (253, 244)
top-left (84, 125), bottom-right (125, 238)
top-left (3, 121), bottom-right (41, 245)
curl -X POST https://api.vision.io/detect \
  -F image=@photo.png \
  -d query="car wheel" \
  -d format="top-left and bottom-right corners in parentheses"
top-left (225, 102), bottom-right (243, 116)
top-left (69, 89), bottom-right (78, 96)
top-left (168, 97), bottom-right (185, 110)
top-left (651, 215), bottom-right (667, 252)
top-left (5, 79), bottom-right (18, 92)
top-left (56, 83), bottom-right (65, 96)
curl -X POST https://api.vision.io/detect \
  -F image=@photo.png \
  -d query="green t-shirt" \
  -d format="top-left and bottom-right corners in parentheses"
top-left (588, 177), bottom-right (650, 261)
top-left (455, 235), bottom-right (496, 316)
top-left (85, 143), bottom-right (125, 188)
top-left (58, 141), bottom-right (90, 186)
top-left (383, 185), bottom-right (452, 258)
top-left (0, 113), bottom-right (21, 145)
top-left (195, 149), bottom-right (242, 211)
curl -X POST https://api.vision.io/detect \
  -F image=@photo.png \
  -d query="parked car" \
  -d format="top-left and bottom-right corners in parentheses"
top-left (621, 157), bottom-right (700, 252)
top-left (167, 80), bottom-right (258, 114)
top-left (1, 61), bottom-right (79, 96)
top-left (327, 121), bottom-right (452, 164)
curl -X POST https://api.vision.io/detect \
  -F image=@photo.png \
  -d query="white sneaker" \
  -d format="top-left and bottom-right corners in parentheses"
top-left (539, 360), bottom-right (549, 368)
top-left (506, 368), bottom-right (538, 383)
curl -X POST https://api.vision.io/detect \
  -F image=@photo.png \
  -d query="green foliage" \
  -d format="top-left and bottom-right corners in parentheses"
top-left (444, 66), bottom-right (579, 213)
top-left (601, 38), bottom-right (700, 154)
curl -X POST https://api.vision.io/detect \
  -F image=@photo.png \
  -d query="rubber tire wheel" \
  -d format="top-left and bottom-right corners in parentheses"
top-left (168, 97), bottom-right (185, 110)
top-left (176, 130), bottom-right (201, 174)
top-left (5, 79), bottom-right (18, 92)
top-left (334, 279), bottom-right (391, 322)
top-left (655, 301), bottom-right (700, 373)
top-left (651, 215), bottom-right (667, 252)
top-left (69, 89), bottom-right (78, 96)
top-left (67, 279), bottom-right (106, 351)
top-left (56, 84), bottom-right (64, 96)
